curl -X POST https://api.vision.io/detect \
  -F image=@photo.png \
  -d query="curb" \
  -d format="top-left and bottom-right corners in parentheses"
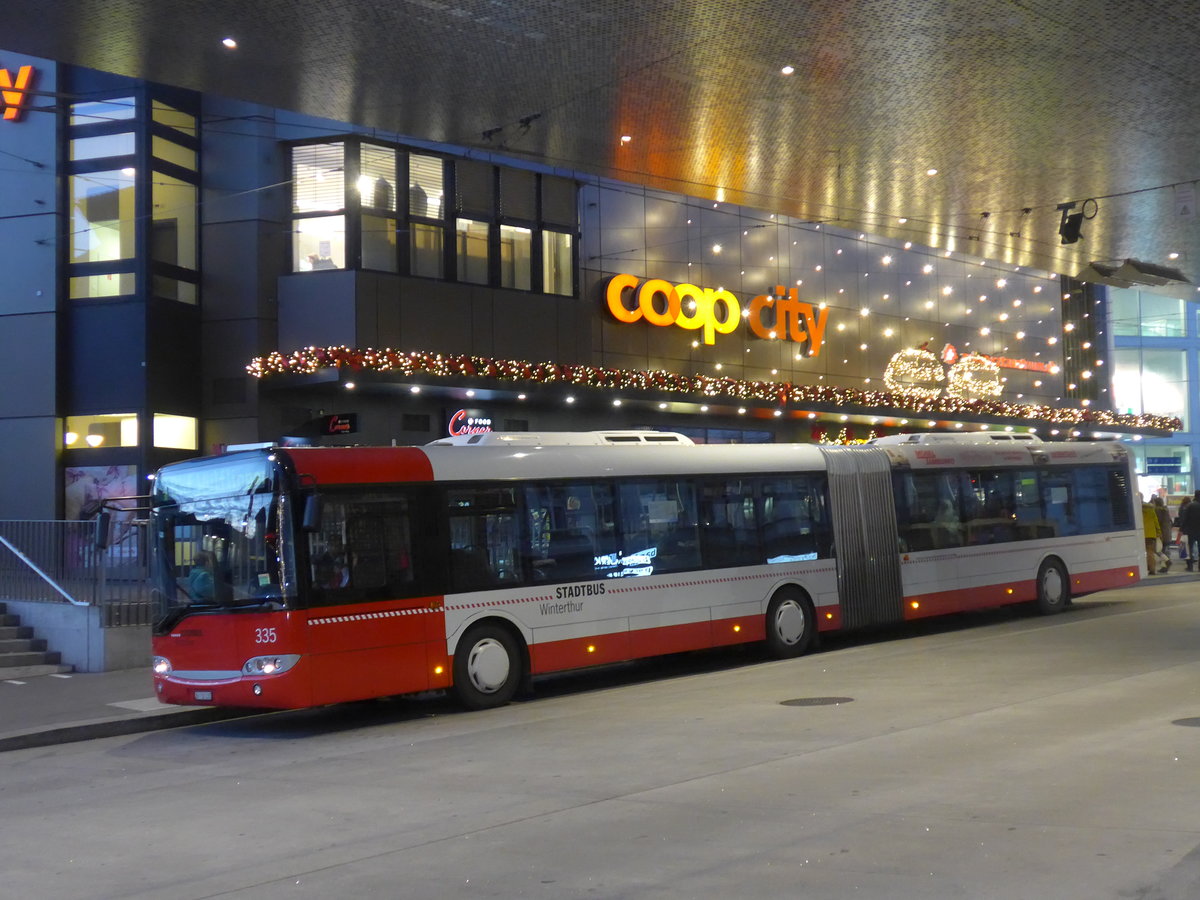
top-left (0, 707), bottom-right (255, 753)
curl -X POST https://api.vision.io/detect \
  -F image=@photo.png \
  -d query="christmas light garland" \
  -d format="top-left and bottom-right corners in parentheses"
top-left (246, 346), bottom-right (1182, 434)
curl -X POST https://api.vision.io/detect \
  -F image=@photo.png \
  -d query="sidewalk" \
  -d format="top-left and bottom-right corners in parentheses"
top-left (0, 666), bottom-right (250, 752)
top-left (1, 572), bottom-right (1196, 752)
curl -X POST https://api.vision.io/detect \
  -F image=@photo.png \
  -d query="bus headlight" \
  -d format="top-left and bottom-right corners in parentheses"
top-left (152, 656), bottom-right (171, 675)
top-left (242, 654), bottom-right (301, 676)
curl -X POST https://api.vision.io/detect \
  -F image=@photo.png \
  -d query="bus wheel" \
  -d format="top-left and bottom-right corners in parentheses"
top-left (765, 589), bottom-right (816, 659)
top-left (1035, 559), bottom-right (1069, 615)
top-left (453, 624), bottom-right (523, 710)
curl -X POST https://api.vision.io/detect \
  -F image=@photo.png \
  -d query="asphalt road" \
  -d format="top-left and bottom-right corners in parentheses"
top-left (4, 581), bottom-right (1200, 900)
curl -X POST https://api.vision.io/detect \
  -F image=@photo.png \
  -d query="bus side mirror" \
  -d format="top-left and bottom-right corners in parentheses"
top-left (302, 492), bottom-right (321, 532)
top-left (94, 511), bottom-right (111, 550)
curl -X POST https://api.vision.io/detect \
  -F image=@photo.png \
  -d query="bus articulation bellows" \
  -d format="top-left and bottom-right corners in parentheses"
top-left (149, 431), bottom-right (1143, 710)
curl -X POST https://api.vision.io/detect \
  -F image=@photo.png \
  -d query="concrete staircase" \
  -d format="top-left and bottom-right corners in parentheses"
top-left (0, 602), bottom-right (72, 678)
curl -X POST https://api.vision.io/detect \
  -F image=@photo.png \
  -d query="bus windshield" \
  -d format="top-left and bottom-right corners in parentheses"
top-left (150, 451), bottom-right (298, 626)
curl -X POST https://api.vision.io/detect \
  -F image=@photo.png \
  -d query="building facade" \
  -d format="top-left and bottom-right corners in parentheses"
top-left (0, 52), bottom-right (1187, 520)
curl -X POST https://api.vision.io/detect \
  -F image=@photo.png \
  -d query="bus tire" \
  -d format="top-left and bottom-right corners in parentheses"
top-left (453, 623), bottom-right (523, 710)
top-left (1034, 558), bottom-right (1069, 615)
top-left (765, 589), bottom-right (816, 659)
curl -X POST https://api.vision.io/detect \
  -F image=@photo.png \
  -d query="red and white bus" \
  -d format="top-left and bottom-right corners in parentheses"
top-left (149, 431), bottom-right (1143, 710)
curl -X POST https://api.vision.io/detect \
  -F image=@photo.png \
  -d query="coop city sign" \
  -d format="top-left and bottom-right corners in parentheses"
top-left (0, 64), bottom-right (35, 121)
top-left (605, 275), bottom-right (828, 354)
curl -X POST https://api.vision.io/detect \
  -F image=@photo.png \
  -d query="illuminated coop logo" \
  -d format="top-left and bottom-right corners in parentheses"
top-left (0, 64), bottom-right (35, 122)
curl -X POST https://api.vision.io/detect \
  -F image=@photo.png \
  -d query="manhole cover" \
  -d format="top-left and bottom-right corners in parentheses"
top-left (780, 697), bottom-right (854, 707)
top-left (1172, 717), bottom-right (1200, 728)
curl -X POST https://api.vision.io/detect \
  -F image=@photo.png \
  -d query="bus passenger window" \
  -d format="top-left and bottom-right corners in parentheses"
top-left (1042, 476), bottom-right (1075, 537)
top-left (698, 479), bottom-right (759, 568)
top-left (964, 470), bottom-right (1016, 545)
top-left (309, 492), bottom-right (419, 599)
top-left (524, 482), bottom-right (617, 582)
top-left (617, 480), bottom-right (700, 576)
top-left (757, 476), bottom-right (824, 563)
top-left (893, 472), bottom-right (962, 550)
top-left (447, 486), bottom-right (520, 591)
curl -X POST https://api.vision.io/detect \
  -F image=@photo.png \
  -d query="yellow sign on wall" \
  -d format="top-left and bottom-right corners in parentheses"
top-left (605, 275), bottom-right (827, 355)
top-left (0, 65), bottom-right (35, 121)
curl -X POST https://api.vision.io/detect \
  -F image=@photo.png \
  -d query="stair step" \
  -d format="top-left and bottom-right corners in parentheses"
top-left (0, 626), bottom-right (33, 640)
top-left (0, 638), bottom-right (45, 653)
top-left (0, 650), bottom-right (58, 668)
top-left (0, 614), bottom-right (19, 627)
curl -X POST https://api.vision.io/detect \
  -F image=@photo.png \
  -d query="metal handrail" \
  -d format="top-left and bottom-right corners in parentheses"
top-left (0, 534), bottom-right (87, 606)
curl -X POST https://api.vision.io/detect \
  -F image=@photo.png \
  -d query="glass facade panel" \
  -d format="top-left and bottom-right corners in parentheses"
top-left (1132, 445), bottom-right (1191, 497)
top-left (292, 143), bottom-right (345, 213)
top-left (411, 222), bottom-right (444, 278)
top-left (1108, 287), bottom-right (1186, 337)
top-left (500, 168), bottom-right (536, 220)
top-left (455, 160), bottom-right (494, 218)
top-left (1108, 287), bottom-right (1139, 336)
top-left (541, 175), bottom-right (577, 225)
top-left (70, 133), bottom-right (135, 161)
top-left (70, 97), bottom-right (136, 126)
top-left (294, 216), bottom-right (346, 271)
top-left (1141, 293), bottom-right (1186, 337)
top-left (499, 224), bottom-right (531, 290)
top-left (456, 218), bottom-right (489, 284)
top-left (152, 100), bottom-right (197, 137)
top-left (1112, 348), bottom-right (1188, 427)
top-left (70, 272), bottom-right (135, 299)
top-left (542, 230), bottom-right (573, 296)
top-left (362, 215), bottom-right (398, 272)
top-left (64, 414), bottom-right (138, 449)
top-left (152, 276), bottom-right (197, 304)
top-left (359, 144), bottom-right (397, 212)
top-left (409, 154), bottom-right (444, 218)
top-left (1144, 349), bottom-right (1188, 427)
top-left (153, 414), bottom-right (198, 450)
top-left (152, 136), bottom-right (197, 170)
top-left (69, 170), bottom-right (136, 262)
top-left (152, 173), bottom-right (198, 269)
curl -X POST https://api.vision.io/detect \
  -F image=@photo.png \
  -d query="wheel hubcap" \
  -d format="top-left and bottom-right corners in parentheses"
top-left (467, 638), bottom-right (511, 693)
top-left (1042, 568), bottom-right (1064, 605)
top-left (775, 600), bottom-right (805, 645)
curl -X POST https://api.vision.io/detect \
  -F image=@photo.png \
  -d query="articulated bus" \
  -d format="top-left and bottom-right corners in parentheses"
top-left (149, 431), bottom-right (1143, 710)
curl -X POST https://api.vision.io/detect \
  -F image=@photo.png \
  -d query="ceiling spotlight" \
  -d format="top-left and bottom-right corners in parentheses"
top-left (221, 37), bottom-right (238, 49)
top-left (781, 65), bottom-right (795, 75)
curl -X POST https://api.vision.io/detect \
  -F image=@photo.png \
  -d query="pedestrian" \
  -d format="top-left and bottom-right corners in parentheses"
top-left (1180, 490), bottom-right (1200, 572)
top-left (1142, 496), bottom-right (1162, 575)
top-left (1151, 495), bottom-right (1173, 573)
top-left (1176, 496), bottom-right (1192, 564)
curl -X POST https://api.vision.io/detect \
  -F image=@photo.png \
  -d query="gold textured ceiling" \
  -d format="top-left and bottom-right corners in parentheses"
top-left (5, 0), bottom-right (1200, 282)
